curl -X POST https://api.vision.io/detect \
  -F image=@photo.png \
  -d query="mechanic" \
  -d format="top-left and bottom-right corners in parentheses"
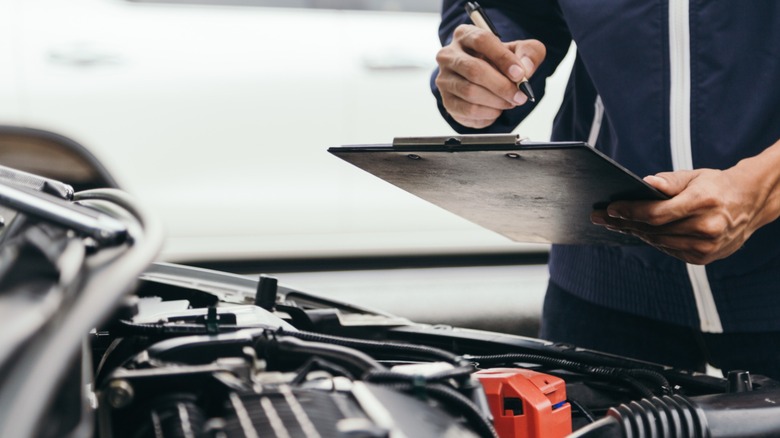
top-left (431, 1), bottom-right (780, 379)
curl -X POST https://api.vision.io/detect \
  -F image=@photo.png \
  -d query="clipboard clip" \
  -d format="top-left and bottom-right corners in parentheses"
top-left (393, 134), bottom-right (526, 147)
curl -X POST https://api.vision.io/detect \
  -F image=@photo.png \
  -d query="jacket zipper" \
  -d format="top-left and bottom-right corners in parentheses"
top-left (668, 0), bottom-right (723, 333)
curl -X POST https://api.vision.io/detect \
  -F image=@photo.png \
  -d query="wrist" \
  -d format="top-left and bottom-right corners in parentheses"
top-left (733, 138), bottom-right (780, 231)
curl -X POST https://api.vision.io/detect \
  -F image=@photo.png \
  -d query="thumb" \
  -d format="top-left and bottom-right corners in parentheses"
top-left (643, 171), bottom-right (695, 197)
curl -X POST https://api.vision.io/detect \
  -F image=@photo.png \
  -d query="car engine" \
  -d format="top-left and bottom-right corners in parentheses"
top-left (1, 165), bottom-right (780, 438)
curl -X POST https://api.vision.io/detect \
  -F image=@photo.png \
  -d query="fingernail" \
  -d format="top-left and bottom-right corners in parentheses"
top-left (591, 215), bottom-right (606, 225)
top-left (520, 57), bottom-right (534, 77)
top-left (607, 207), bottom-right (625, 219)
top-left (513, 91), bottom-right (527, 105)
top-left (508, 64), bottom-right (523, 81)
top-left (644, 175), bottom-right (664, 186)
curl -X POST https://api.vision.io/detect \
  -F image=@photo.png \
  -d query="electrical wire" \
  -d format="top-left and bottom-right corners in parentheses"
top-left (463, 353), bottom-right (668, 398)
top-left (567, 398), bottom-right (597, 424)
top-left (277, 328), bottom-right (462, 365)
top-left (113, 319), bottom-right (243, 336)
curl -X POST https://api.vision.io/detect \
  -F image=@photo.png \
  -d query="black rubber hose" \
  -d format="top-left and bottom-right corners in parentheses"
top-left (565, 395), bottom-right (709, 438)
top-left (271, 335), bottom-right (386, 376)
top-left (277, 328), bottom-right (462, 364)
top-left (571, 390), bottom-right (780, 437)
top-left (606, 395), bottom-right (709, 438)
top-left (464, 353), bottom-right (664, 398)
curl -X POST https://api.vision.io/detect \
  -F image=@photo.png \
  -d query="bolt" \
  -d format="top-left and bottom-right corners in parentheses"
top-left (106, 380), bottom-right (134, 409)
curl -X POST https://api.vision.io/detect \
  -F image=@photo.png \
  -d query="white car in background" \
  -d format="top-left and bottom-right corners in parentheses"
top-left (0, 0), bottom-right (571, 263)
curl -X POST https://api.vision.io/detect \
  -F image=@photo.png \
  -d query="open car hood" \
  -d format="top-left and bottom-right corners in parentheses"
top-left (0, 164), bottom-right (778, 438)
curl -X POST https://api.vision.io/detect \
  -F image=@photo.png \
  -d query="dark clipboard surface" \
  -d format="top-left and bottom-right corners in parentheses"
top-left (328, 138), bottom-right (668, 245)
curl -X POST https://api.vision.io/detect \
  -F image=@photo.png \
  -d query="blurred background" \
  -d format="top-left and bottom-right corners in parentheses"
top-left (0, 0), bottom-right (574, 335)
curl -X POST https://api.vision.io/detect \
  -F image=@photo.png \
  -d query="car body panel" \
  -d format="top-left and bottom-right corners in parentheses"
top-left (4, 0), bottom-right (571, 261)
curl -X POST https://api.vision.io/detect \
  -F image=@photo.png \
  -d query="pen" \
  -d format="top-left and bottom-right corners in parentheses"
top-left (464, 1), bottom-right (536, 103)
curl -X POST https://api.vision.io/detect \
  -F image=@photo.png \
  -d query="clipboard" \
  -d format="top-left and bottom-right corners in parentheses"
top-left (328, 134), bottom-right (668, 245)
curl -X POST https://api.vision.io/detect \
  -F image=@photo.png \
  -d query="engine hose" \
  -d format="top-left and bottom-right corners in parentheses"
top-left (277, 328), bottom-right (462, 365)
top-left (270, 335), bottom-right (386, 375)
top-left (463, 353), bottom-right (665, 398)
top-left (380, 381), bottom-right (498, 438)
top-left (572, 391), bottom-right (780, 438)
top-left (607, 395), bottom-right (709, 438)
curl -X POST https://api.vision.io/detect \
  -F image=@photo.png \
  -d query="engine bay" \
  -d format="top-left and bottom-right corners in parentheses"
top-left (89, 263), bottom-right (780, 438)
top-left (0, 165), bottom-right (779, 438)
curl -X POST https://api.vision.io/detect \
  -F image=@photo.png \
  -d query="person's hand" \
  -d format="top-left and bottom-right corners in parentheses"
top-left (590, 165), bottom-right (779, 265)
top-left (435, 24), bottom-right (546, 129)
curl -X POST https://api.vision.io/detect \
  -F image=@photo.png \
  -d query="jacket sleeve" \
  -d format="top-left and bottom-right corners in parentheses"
top-left (431, 0), bottom-right (572, 134)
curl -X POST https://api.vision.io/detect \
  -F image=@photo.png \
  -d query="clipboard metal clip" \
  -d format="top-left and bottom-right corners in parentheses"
top-left (392, 134), bottom-right (526, 147)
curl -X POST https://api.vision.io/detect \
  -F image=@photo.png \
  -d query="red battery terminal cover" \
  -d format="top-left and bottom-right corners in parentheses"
top-left (475, 368), bottom-right (572, 438)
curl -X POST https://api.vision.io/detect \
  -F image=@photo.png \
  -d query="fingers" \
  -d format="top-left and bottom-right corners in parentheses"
top-left (435, 24), bottom-right (546, 128)
top-left (591, 211), bottom-right (735, 265)
top-left (436, 57), bottom-right (525, 111)
top-left (436, 67), bottom-right (513, 128)
top-left (591, 211), bottom-right (732, 239)
top-left (444, 25), bottom-right (528, 102)
top-left (460, 25), bottom-right (543, 83)
top-left (605, 199), bottom-right (690, 227)
top-left (590, 169), bottom-right (728, 263)
top-left (606, 170), bottom-right (707, 225)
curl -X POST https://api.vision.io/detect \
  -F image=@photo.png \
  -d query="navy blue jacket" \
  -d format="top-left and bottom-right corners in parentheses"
top-left (432, 0), bottom-right (780, 333)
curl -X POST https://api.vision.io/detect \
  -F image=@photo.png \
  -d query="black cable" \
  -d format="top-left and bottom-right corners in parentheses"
top-left (277, 328), bottom-right (462, 365)
top-left (379, 381), bottom-right (498, 438)
top-left (425, 383), bottom-right (498, 438)
top-left (624, 368), bottom-right (672, 394)
top-left (464, 353), bottom-right (663, 398)
top-left (265, 334), bottom-right (492, 435)
top-left (567, 398), bottom-right (597, 424)
top-left (114, 319), bottom-right (243, 336)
